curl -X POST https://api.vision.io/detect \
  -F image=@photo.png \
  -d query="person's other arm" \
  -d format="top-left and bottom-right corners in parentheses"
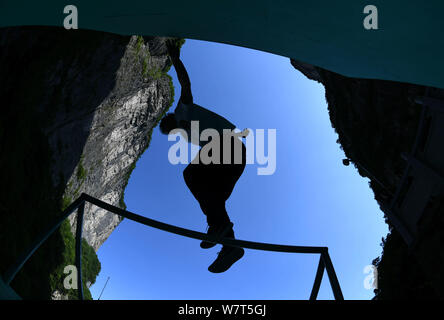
top-left (166, 39), bottom-right (193, 105)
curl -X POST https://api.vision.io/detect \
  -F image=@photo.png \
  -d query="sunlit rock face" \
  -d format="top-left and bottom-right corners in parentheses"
top-left (0, 26), bottom-right (173, 255)
top-left (291, 58), bottom-right (444, 299)
top-left (53, 35), bottom-right (173, 251)
top-left (4, 28), bottom-right (178, 303)
top-left (0, 27), bottom-right (174, 298)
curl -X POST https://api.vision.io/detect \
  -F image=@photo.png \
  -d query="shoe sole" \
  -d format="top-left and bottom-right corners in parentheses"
top-left (208, 247), bottom-right (244, 273)
top-left (200, 241), bottom-right (216, 249)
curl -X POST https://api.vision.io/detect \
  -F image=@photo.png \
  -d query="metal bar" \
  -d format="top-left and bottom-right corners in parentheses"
top-left (379, 204), bottom-right (415, 246)
top-left (388, 163), bottom-right (411, 210)
top-left (354, 161), bottom-right (389, 192)
top-left (309, 256), bottom-right (325, 300)
top-left (3, 195), bottom-right (86, 285)
top-left (415, 96), bottom-right (444, 111)
top-left (404, 153), bottom-right (444, 183)
top-left (98, 276), bottom-right (110, 300)
top-left (75, 202), bottom-right (85, 300)
top-left (380, 91), bottom-right (431, 248)
top-left (4, 192), bottom-right (343, 301)
top-left (83, 194), bottom-right (327, 254)
top-left (388, 101), bottom-right (427, 211)
top-left (321, 251), bottom-right (344, 300)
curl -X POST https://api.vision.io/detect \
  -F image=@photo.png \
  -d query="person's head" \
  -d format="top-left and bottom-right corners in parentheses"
top-left (159, 112), bottom-right (178, 135)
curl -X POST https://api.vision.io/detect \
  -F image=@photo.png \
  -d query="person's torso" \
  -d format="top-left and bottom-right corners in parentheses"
top-left (175, 102), bottom-right (242, 149)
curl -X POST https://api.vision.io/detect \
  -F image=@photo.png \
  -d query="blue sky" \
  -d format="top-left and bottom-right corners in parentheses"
top-left (89, 39), bottom-right (388, 300)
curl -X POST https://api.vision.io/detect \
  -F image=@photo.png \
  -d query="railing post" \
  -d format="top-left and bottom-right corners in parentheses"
top-left (75, 202), bottom-right (85, 300)
top-left (309, 255), bottom-right (325, 300)
top-left (3, 192), bottom-right (344, 301)
top-left (2, 196), bottom-right (85, 285)
top-left (321, 251), bottom-right (344, 300)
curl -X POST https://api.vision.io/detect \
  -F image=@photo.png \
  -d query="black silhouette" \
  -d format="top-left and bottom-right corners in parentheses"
top-left (160, 40), bottom-right (246, 273)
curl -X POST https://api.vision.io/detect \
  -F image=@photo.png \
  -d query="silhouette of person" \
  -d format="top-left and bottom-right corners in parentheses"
top-left (159, 39), bottom-right (247, 273)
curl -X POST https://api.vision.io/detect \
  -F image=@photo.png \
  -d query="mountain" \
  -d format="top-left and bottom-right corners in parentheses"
top-left (0, 26), bottom-right (175, 299)
top-left (291, 58), bottom-right (444, 299)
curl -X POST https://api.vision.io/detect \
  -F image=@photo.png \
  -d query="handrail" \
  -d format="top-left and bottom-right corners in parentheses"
top-left (382, 88), bottom-right (430, 246)
top-left (2, 196), bottom-right (85, 285)
top-left (3, 193), bottom-right (344, 300)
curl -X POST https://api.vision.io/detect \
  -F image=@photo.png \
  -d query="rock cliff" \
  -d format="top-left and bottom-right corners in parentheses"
top-left (290, 58), bottom-right (444, 299)
top-left (0, 26), bottom-right (174, 298)
top-left (2, 24), bottom-right (442, 300)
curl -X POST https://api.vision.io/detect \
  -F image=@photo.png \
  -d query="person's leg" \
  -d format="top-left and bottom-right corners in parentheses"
top-left (182, 140), bottom-right (246, 244)
top-left (218, 139), bottom-right (247, 202)
top-left (199, 198), bottom-right (232, 232)
top-left (183, 162), bottom-right (235, 251)
top-left (183, 160), bottom-right (231, 226)
top-left (206, 141), bottom-right (247, 273)
top-left (204, 139), bottom-right (246, 230)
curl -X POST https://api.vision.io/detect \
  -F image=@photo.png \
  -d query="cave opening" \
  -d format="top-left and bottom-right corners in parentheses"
top-left (89, 39), bottom-right (388, 300)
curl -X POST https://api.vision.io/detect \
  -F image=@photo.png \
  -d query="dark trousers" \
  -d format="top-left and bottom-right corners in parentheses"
top-left (183, 138), bottom-right (246, 234)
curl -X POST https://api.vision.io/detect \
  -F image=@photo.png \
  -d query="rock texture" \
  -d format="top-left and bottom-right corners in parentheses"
top-left (0, 26), bottom-right (174, 298)
top-left (3, 24), bottom-right (442, 300)
top-left (60, 36), bottom-right (173, 250)
top-left (290, 58), bottom-right (444, 299)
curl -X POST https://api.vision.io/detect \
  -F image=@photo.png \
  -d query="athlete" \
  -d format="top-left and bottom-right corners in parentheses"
top-left (159, 39), bottom-right (247, 273)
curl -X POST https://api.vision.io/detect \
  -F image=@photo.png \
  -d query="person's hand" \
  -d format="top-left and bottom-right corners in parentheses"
top-left (240, 128), bottom-right (250, 137)
top-left (166, 39), bottom-right (180, 60)
top-left (232, 128), bottom-right (250, 138)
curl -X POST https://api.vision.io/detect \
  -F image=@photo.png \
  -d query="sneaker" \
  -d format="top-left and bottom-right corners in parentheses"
top-left (208, 246), bottom-right (244, 273)
top-left (200, 222), bottom-right (233, 249)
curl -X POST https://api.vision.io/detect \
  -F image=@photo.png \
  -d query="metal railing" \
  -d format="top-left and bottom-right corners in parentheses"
top-left (3, 193), bottom-right (344, 300)
top-left (382, 88), bottom-right (444, 247)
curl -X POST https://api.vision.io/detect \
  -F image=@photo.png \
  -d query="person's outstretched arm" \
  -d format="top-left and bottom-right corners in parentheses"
top-left (166, 40), bottom-right (193, 105)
